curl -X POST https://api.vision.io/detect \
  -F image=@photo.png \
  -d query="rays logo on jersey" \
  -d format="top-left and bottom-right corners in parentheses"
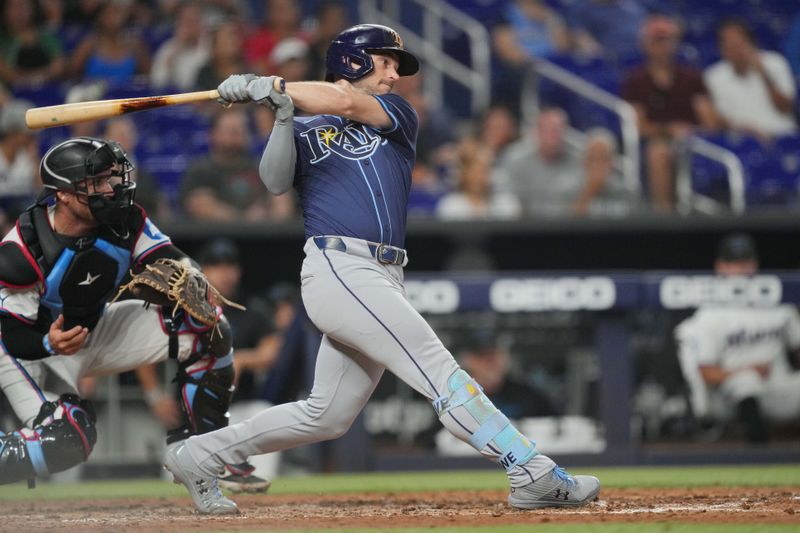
top-left (301, 123), bottom-right (386, 163)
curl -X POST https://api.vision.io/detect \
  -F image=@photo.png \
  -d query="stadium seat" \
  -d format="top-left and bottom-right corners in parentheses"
top-left (12, 83), bottom-right (67, 108)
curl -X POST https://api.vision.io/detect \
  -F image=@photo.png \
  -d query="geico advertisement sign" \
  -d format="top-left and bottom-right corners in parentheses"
top-left (490, 277), bottom-right (616, 311)
top-left (659, 275), bottom-right (782, 308)
top-left (405, 280), bottom-right (460, 313)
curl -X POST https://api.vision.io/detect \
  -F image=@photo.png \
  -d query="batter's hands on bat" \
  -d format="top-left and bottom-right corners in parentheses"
top-left (247, 76), bottom-right (294, 123)
top-left (48, 314), bottom-right (89, 355)
top-left (217, 74), bottom-right (258, 105)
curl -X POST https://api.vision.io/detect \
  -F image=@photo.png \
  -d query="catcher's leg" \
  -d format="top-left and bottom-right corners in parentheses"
top-left (165, 314), bottom-right (270, 492)
top-left (168, 313), bottom-right (236, 444)
top-left (0, 394), bottom-right (97, 485)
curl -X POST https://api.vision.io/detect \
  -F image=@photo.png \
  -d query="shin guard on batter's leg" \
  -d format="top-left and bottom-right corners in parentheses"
top-left (432, 369), bottom-right (555, 487)
top-left (0, 394), bottom-right (97, 485)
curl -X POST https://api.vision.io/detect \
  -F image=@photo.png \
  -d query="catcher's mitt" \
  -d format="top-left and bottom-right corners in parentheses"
top-left (113, 258), bottom-right (245, 328)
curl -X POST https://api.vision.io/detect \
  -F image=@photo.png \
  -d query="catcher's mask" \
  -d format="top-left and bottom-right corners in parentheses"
top-left (38, 137), bottom-right (136, 227)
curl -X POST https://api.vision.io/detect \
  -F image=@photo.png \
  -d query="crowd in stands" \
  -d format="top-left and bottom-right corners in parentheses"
top-left (1, 0), bottom-right (800, 229)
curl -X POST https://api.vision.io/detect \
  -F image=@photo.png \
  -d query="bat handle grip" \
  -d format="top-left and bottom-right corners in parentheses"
top-left (273, 77), bottom-right (286, 94)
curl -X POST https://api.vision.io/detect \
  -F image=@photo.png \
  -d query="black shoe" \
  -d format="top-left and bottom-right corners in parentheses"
top-left (218, 461), bottom-right (271, 494)
top-left (737, 397), bottom-right (769, 444)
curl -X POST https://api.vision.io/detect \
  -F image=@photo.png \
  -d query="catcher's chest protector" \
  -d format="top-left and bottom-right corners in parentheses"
top-left (17, 206), bottom-right (133, 330)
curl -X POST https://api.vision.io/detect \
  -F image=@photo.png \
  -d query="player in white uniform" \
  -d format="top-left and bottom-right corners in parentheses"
top-left (164, 24), bottom-right (600, 515)
top-left (0, 137), bottom-right (260, 499)
top-left (675, 234), bottom-right (800, 442)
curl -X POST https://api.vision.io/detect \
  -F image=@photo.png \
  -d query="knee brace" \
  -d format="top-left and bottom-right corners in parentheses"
top-left (433, 369), bottom-right (537, 472)
top-left (0, 394), bottom-right (97, 485)
top-left (168, 353), bottom-right (235, 444)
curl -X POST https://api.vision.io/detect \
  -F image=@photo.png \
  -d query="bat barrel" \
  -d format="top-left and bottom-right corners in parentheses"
top-left (24, 90), bottom-right (221, 130)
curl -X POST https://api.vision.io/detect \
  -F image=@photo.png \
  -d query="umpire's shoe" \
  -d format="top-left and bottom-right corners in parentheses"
top-left (164, 443), bottom-right (240, 514)
top-left (508, 466), bottom-right (600, 509)
top-left (218, 461), bottom-right (272, 494)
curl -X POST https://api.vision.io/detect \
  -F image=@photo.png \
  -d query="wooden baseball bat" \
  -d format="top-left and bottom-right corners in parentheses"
top-left (25, 78), bottom-right (286, 130)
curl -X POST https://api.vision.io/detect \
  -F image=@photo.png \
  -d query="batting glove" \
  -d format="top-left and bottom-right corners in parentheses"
top-left (247, 76), bottom-right (294, 124)
top-left (217, 74), bottom-right (257, 105)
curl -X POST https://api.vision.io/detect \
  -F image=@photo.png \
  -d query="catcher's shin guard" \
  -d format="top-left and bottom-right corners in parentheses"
top-left (0, 394), bottom-right (97, 485)
top-left (168, 349), bottom-right (235, 444)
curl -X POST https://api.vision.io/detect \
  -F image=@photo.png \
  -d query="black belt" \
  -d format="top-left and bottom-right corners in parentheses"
top-left (313, 236), bottom-right (407, 266)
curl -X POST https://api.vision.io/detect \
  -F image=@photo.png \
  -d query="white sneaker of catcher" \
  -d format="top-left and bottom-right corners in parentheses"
top-left (508, 466), bottom-right (600, 509)
top-left (164, 442), bottom-right (240, 515)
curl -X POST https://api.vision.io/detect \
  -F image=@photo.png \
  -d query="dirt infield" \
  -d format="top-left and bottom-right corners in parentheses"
top-left (3, 486), bottom-right (798, 531)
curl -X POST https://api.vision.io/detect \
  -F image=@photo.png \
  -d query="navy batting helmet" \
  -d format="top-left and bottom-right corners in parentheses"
top-left (325, 24), bottom-right (419, 82)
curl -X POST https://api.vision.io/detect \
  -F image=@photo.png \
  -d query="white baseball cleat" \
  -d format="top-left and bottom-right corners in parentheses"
top-left (508, 466), bottom-right (600, 509)
top-left (164, 443), bottom-right (240, 515)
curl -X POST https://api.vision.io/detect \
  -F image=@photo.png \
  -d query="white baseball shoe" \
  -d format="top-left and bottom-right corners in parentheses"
top-left (164, 442), bottom-right (240, 515)
top-left (508, 466), bottom-right (600, 509)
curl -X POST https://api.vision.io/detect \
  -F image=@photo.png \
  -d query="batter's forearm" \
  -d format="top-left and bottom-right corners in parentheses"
top-left (285, 81), bottom-right (391, 128)
top-left (285, 81), bottom-right (350, 114)
top-left (259, 120), bottom-right (296, 195)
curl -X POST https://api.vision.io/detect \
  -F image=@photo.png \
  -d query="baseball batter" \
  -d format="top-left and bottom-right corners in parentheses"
top-left (675, 233), bottom-right (800, 442)
top-left (166, 24), bottom-right (600, 514)
top-left (0, 137), bottom-right (261, 501)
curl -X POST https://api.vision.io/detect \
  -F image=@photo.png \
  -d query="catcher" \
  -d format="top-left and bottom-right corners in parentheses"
top-left (0, 137), bottom-right (262, 502)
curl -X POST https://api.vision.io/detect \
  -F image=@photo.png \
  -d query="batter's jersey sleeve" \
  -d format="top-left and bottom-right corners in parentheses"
top-left (372, 93), bottom-right (419, 153)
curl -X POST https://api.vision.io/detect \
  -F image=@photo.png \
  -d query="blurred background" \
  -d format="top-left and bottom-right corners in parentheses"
top-left (2, 0), bottom-right (800, 480)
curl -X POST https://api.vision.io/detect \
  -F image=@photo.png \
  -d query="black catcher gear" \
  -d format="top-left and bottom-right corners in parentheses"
top-left (0, 394), bottom-right (97, 485)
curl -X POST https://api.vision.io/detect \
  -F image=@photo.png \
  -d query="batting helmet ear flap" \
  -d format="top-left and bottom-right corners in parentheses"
top-left (325, 24), bottom-right (419, 81)
top-left (325, 46), bottom-right (374, 82)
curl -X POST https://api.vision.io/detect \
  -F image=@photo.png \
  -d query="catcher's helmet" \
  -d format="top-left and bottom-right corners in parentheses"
top-left (325, 24), bottom-right (419, 82)
top-left (39, 137), bottom-right (136, 226)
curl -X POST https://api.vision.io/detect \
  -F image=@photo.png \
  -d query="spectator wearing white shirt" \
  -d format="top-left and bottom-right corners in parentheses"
top-left (150, 3), bottom-right (210, 90)
top-left (436, 140), bottom-right (520, 221)
top-left (704, 19), bottom-right (797, 139)
top-left (0, 99), bottom-right (37, 199)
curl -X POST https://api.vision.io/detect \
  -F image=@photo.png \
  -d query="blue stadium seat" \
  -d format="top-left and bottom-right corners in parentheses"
top-left (56, 24), bottom-right (89, 54)
top-left (690, 154), bottom-right (728, 192)
top-left (143, 23), bottom-right (173, 54)
top-left (12, 83), bottom-right (67, 107)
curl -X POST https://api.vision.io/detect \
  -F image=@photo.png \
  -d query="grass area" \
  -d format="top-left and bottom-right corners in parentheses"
top-left (0, 463), bottom-right (797, 501)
